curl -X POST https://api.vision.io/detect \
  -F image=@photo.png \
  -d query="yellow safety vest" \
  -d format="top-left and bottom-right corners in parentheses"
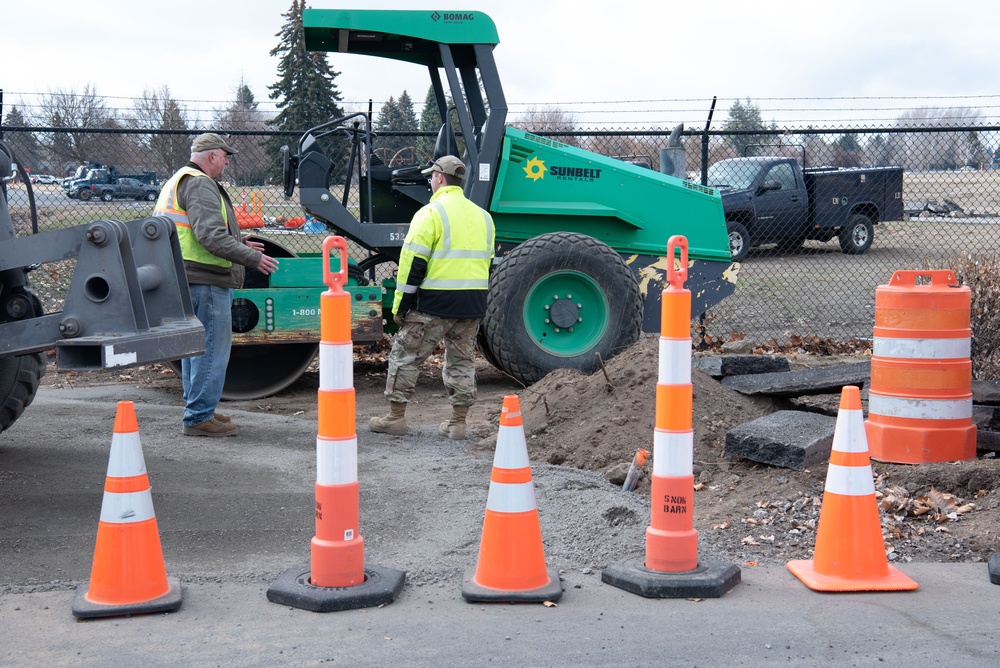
top-left (153, 166), bottom-right (232, 268)
top-left (393, 185), bottom-right (494, 315)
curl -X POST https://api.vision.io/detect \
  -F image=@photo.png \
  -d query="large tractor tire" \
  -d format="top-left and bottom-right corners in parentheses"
top-left (482, 232), bottom-right (642, 386)
top-left (0, 352), bottom-right (46, 434)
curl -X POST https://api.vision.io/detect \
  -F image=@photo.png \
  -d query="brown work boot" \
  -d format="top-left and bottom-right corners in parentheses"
top-left (213, 412), bottom-right (232, 423)
top-left (369, 401), bottom-right (408, 435)
top-left (183, 418), bottom-right (238, 437)
top-left (439, 405), bottom-right (470, 440)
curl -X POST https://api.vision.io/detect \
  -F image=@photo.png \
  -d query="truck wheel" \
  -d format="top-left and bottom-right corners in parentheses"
top-left (145, 192), bottom-right (157, 202)
top-left (482, 232), bottom-right (642, 386)
top-left (79, 189), bottom-right (92, 201)
top-left (100, 191), bottom-right (113, 202)
top-left (727, 222), bottom-right (750, 262)
top-left (0, 352), bottom-right (46, 434)
top-left (839, 215), bottom-right (874, 254)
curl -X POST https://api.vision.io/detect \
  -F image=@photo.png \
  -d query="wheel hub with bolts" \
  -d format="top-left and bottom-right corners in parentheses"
top-left (546, 294), bottom-right (581, 331)
top-left (523, 270), bottom-right (609, 358)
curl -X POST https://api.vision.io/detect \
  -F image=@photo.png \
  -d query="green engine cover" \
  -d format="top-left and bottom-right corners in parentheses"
top-left (489, 127), bottom-right (730, 262)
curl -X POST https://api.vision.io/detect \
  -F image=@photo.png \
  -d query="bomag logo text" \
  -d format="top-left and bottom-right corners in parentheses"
top-left (432, 12), bottom-right (475, 22)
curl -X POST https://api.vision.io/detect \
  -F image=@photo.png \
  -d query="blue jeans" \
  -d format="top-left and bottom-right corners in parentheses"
top-left (181, 284), bottom-right (233, 427)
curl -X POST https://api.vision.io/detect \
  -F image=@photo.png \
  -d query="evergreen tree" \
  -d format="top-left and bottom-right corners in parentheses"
top-left (217, 78), bottom-right (270, 186)
top-left (967, 130), bottom-right (988, 168)
top-left (723, 98), bottom-right (769, 157)
top-left (375, 96), bottom-right (399, 132)
top-left (418, 85), bottom-right (443, 156)
top-left (832, 132), bottom-right (863, 167)
top-left (267, 0), bottom-right (345, 178)
top-left (396, 90), bottom-right (418, 131)
top-left (374, 91), bottom-right (420, 164)
top-left (2, 105), bottom-right (46, 176)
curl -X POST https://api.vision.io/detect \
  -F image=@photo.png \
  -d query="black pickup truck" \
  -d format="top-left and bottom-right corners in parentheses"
top-left (87, 177), bottom-right (161, 202)
top-left (707, 157), bottom-right (904, 262)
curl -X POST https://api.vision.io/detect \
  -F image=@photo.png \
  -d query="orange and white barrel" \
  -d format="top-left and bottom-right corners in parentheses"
top-left (866, 270), bottom-right (976, 463)
top-left (311, 236), bottom-right (365, 587)
top-left (646, 235), bottom-right (698, 573)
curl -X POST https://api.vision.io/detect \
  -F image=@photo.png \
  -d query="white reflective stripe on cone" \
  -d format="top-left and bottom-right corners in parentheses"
top-left (493, 429), bottom-right (530, 469)
top-left (485, 481), bottom-right (537, 513)
top-left (106, 432), bottom-right (147, 477)
top-left (319, 343), bottom-right (354, 391)
top-left (652, 430), bottom-right (694, 477)
top-left (868, 394), bottom-right (973, 420)
top-left (873, 336), bottom-right (971, 359)
top-left (99, 489), bottom-right (156, 523)
top-left (316, 436), bottom-right (358, 486)
top-left (824, 463), bottom-right (876, 497)
top-left (658, 338), bottom-right (691, 384)
top-left (832, 409), bottom-right (868, 453)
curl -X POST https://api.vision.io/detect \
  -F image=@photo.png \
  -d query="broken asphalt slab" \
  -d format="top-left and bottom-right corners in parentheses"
top-left (721, 361), bottom-right (870, 398)
top-left (693, 354), bottom-right (790, 378)
top-left (725, 410), bottom-right (836, 470)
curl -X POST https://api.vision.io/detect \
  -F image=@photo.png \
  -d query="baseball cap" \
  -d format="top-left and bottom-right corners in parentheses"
top-left (421, 155), bottom-right (466, 180)
top-left (191, 133), bottom-right (239, 155)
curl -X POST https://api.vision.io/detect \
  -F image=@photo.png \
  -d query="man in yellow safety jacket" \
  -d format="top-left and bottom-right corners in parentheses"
top-left (154, 133), bottom-right (279, 437)
top-left (369, 155), bottom-right (495, 440)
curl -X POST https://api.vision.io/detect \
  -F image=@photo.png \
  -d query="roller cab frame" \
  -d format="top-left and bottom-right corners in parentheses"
top-left (244, 8), bottom-right (737, 392)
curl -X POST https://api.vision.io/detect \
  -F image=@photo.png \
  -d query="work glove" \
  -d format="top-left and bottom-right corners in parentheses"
top-left (393, 311), bottom-right (407, 327)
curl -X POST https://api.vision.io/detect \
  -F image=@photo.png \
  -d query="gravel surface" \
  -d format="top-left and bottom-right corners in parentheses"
top-left (19, 334), bottom-right (1000, 582)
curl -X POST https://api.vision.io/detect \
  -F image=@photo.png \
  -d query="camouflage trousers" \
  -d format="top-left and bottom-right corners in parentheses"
top-left (384, 310), bottom-right (481, 406)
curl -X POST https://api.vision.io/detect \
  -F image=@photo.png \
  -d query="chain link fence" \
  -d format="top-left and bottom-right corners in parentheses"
top-left (4, 124), bottom-right (999, 344)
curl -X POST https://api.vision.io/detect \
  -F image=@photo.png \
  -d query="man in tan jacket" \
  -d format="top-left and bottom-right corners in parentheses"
top-left (154, 133), bottom-right (279, 436)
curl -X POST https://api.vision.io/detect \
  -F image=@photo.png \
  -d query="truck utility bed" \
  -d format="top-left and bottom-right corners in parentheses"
top-left (804, 165), bottom-right (903, 229)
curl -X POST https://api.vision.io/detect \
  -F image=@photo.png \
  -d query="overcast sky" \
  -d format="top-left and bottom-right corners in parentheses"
top-left (2, 0), bottom-right (997, 129)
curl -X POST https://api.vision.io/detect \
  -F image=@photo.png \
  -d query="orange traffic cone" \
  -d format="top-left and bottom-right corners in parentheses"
top-left (462, 394), bottom-right (562, 603)
top-left (72, 401), bottom-right (182, 618)
top-left (787, 386), bottom-right (918, 592)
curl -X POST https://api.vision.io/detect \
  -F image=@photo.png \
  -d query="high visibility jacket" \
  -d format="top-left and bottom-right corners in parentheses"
top-left (393, 185), bottom-right (495, 319)
top-left (154, 165), bottom-right (231, 269)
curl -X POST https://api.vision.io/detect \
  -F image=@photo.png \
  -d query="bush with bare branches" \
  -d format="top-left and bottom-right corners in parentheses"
top-left (949, 254), bottom-right (1000, 379)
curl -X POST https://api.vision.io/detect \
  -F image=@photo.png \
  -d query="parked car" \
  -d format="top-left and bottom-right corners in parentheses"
top-left (80, 177), bottom-right (161, 202)
top-left (29, 174), bottom-right (58, 184)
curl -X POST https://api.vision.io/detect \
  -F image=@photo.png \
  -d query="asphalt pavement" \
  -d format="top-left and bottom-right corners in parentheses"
top-left (2, 385), bottom-right (999, 667)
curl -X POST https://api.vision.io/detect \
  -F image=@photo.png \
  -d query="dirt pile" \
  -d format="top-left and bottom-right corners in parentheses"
top-left (479, 334), bottom-right (1000, 565)
top-left (514, 335), bottom-right (773, 472)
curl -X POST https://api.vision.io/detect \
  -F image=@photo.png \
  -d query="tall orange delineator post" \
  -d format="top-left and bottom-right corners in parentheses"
top-left (73, 401), bottom-right (182, 619)
top-left (866, 270), bottom-right (976, 463)
top-left (267, 236), bottom-right (405, 612)
top-left (602, 235), bottom-right (740, 598)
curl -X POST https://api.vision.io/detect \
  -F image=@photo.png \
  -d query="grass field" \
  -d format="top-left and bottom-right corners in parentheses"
top-left (9, 173), bottom-right (1000, 343)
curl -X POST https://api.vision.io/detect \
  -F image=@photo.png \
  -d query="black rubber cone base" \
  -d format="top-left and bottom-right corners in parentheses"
top-left (989, 553), bottom-right (1000, 585)
top-left (266, 564), bottom-right (406, 612)
top-left (461, 567), bottom-right (563, 603)
top-left (72, 577), bottom-right (183, 619)
top-left (602, 557), bottom-right (741, 599)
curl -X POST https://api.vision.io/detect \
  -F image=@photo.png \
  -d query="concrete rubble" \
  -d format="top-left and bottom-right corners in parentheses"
top-left (697, 355), bottom-right (1000, 469)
